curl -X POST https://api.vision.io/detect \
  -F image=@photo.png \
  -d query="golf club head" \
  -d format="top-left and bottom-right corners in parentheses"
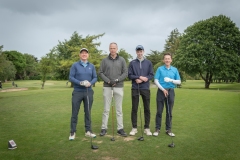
top-left (138, 137), bottom-right (144, 141)
top-left (111, 137), bottom-right (115, 141)
top-left (91, 145), bottom-right (99, 150)
top-left (168, 143), bottom-right (175, 148)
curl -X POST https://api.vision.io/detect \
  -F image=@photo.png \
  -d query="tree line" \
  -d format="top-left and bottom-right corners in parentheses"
top-left (0, 15), bottom-right (239, 88)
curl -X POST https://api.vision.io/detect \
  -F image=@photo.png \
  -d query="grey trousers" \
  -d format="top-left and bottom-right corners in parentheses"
top-left (101, 87), bottom-right (124, 130)
top-left (70, 90), bottom-right (93, 133)
top-left (155, 89), bottom-right (175, 131)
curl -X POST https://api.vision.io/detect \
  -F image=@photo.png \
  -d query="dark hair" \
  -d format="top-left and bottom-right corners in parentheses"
top-left (163, 52), bottom-right (172, 59)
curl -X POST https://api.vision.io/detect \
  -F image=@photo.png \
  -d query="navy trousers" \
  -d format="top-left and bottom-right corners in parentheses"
top-left (70, 90), bottom-right (94, 133)
top-left (155, 89), bottom-right (175, 131)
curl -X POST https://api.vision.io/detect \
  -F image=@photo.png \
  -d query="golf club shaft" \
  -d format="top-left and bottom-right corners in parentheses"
top-left (166, 96), bottom-right (174, 144)
top-left (138, 84), bottom-right (144, 138)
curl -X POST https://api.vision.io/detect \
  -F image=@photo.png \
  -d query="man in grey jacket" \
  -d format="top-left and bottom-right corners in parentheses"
top-left (99, 42), bottom-right (128, 137)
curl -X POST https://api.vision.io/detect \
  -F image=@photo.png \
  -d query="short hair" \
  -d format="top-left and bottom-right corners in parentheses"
top-left (109, 42), bottom-right (118, 47)
top-left (163, 52), bottom-right (172, 59)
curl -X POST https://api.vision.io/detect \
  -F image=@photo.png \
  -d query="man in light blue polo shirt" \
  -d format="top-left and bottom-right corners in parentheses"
top-left (153, 52), bottom-right (181, 137)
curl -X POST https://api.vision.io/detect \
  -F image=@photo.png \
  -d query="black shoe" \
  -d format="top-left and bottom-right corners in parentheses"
top-left (117, 129), bottom-right (127, 137)
top-left (100, 129), bottom-right (107, 136)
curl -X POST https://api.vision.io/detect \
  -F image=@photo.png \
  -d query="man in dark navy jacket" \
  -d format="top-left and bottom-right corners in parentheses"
top-left (128, 45), bottom-right (154, 136)
top-left (69, 48), bottom-right (97, 140)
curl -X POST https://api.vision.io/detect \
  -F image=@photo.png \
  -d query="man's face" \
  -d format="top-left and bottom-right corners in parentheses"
top-left (163, 55), bottom-right (172, 66)
top-left (79, 51), bottom-right (89, 61)
top-left (109, 43), bottom-right (118, 55)
top-left (136, 50), bottom-right (144, 59)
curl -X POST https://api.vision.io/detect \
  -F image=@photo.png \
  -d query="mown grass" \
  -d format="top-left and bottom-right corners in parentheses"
top-left (0, 80), bottom-right (239, 160)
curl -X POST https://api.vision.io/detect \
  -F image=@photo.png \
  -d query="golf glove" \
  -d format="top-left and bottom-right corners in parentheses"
top-left (164, 77), bottom-right (173, 83)
top-left (110, 80), bottom-right (116, 86)
top-left (80, 80), bottom-right (91, 87)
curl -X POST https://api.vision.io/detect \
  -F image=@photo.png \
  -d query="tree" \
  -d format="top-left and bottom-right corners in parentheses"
top-left (145, 50), bottom-right (163, 68)
top-left (0, 46), bottom-right (16, 81)
top-left (118, 48), bottom-right (133, 65)
top-left (174, 15), bottom-right (240, 88)
top-left (23, 53), bottom-right (39, 79)
top-left (52, 32), bottom-right (105, 80)
top-left (3, 50), bottom-right (26, 79)
top-left (38, 57), bottom-right (53, 89)
top-left (164, 28), bottom-right (181, 55)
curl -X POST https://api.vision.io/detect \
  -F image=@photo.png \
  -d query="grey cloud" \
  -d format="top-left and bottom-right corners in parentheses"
top-left (0, 0), bottom-right (240, 59)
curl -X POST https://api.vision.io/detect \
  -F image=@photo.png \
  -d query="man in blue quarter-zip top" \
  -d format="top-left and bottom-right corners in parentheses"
top-left (69, 48), bottom-right (97, 140)
top-left (128, 45), bottom-right (154, 136)
top-left (153, 52), bottom-right (181, 137)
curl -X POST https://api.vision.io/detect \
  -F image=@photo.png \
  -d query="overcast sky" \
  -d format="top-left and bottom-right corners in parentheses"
top-left (0, 0), bottom-right (239, 60)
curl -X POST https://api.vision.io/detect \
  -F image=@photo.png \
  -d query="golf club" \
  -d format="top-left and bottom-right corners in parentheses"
top-left (166, 96), bottom-right (175, 148)
top-left (137, 84), bottom-right (144, 141)
top-left (86, 87), bottom-right (98, 150)
top-left (110, 87), bottom-right (115, 141)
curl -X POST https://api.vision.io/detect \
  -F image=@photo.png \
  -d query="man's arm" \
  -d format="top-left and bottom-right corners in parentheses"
top-left (90, 65), bottom-right (98, 85)
top-left (128, 62), bottom-right (140, 80)
top-left (99, 59), bottom-right (110, 83)
top-left (118, 58), bottom-right (128, 81)
top-left (146, 62), bottom-right (154, 81)
top-left (69, 64), bottom-right (80, 85)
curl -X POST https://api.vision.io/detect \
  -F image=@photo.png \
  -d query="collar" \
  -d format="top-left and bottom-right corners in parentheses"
top-left (108, 53), bottom-right (119, 60)
top-left (137, 57), bottom-right (144, 62)
top-left (80, 60), bottom-right (88, 64)
top-left (164, 65), bottom-right (172, 70)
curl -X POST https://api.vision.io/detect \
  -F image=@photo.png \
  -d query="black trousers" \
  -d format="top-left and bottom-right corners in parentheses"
top-left (131, 89), bottom-right (151, 129)
top-left (70, 90), bottom-right (94, 133)
top-left (155, 89), bottom-right (175, 131)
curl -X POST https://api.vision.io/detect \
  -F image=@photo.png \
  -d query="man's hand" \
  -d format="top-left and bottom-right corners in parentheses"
top-left (135, 79), bottom-right (143, 84)
top-left (85, 81), bottom-right (91, 87)
top-left (139, 76), bottom-right (148, 82)
top-left (164, 77), bottom-right (173, 83)
top-left (163, 89), bottom-right (168, 97)
top-left (80, 80), bottom-right (91, 87)
top-left (110, 80), bottom-right (116, 86)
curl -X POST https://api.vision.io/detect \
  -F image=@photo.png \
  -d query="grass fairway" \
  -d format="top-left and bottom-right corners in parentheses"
top-left (0, 80), bottom-right (240, 160)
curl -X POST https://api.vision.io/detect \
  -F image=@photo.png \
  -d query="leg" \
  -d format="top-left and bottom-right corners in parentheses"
top-left (131, 89), bottom-right (139, 128)
top-left (101, 87), bottom-right (112, 130)
top-left (70, 91), bottom-right (83, 133)
top-left (141, 89), bottom-right (151, 129)
top-left (155, 89), bottom-right (165, 130)
top-left (165, 89), bottom-right (175, 131)
top-left (113, 87), bottom-right (124, 130)
top-left (84, 90), bottom-right (94, 132)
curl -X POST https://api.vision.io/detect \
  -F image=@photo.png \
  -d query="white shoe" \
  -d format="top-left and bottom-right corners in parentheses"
top-left (69, 132), bottom-right (75, 140)
top-left (166, 130), bottom-right (175, 137)
top-left (144, 128), bottom-right (152, 136)
top-left (153, 129), bottom-right (160, 137)
top-left (85, 131), bottom-right (96, 138)
top-left (129, 128), bottom-right (138, 136)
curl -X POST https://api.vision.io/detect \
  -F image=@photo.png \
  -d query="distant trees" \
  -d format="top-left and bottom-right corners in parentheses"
top-left (118, 48), bottom-right (133, 65)
top-left (50, 32), bottom-right (106, 80)
top-left (3, 50), bottom-right (26, 79)
top-left (0, 46), bottom-right (16, 81)
top-left (174, 15), bottom-right (240, 88)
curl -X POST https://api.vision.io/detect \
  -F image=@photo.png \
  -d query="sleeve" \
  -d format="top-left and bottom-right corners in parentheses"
top-left (146, 61), bottom-right (154, 80)
top-left (128, 61), bottom-right (139, 80)
top-left (69, 63), bottom-right (80, 85)
top-left (98, 59), bottom-right (110, 83)
top-left (118, 58), bottom-right (128, 81)
top-left (90, 64), bottom-right (97, 85)
top-left (154, 79), bottom-right (164, 91)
